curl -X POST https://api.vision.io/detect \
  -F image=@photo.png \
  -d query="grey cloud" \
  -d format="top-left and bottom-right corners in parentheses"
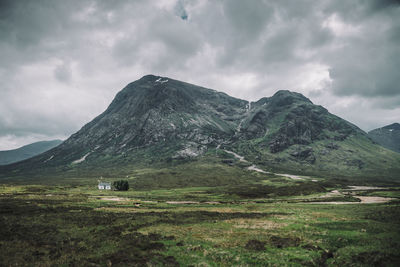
top-left (54, 61), bottom-right (72, 83)
top-left (262, 26), bottom-right (300, 64)
top-left (370, 95), bottom-right (400, 110)
top-left (0, 0), bottom-right (399, 149)
top-left (0, 0), bottom-right (78, 48)
top-left (326, 11), bottom-right (400, 100)
top-left (0, 0), bottom-right (89, 72)
top-left (367, 0), bottom-right (400, 13)
top-left (111, 4), bottom-right (202, 72)
top-left (222, 0), bottom-right (272, 42)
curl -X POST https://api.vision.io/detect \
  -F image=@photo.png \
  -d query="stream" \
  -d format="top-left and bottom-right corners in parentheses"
top-left (306, 187), bottom-right (396, 204)
top-left (218, 148), bottom-right (396, 204)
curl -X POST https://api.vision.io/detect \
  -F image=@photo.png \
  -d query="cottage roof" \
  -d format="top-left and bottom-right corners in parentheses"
top-left (98, 182), bottom-right (111, 186)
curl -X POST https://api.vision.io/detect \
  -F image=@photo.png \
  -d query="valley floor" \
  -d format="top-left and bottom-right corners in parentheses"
top-left (1, 184), bottom-right (400, 266)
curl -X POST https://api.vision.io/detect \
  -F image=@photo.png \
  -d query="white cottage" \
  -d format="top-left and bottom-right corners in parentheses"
top-left (98, 182), bottom-right (111, 190)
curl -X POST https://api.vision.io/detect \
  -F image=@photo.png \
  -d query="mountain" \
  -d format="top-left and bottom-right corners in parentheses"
top-left (0, 140), bottom-right (63, 165)
top-left (368, 123), bottom-right (400, 153)
top-left (1, 75), bottom-right (399, 183)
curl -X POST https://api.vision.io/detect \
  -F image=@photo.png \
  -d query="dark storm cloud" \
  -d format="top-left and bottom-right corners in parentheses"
top-left (368, 0), bottom-right (400, 12)
top-left (222, 0), bottom-right (272, 41)
top-left (0, 0), bottom-right (83, 65)
top-left (319, 0), bottom-right (400, 101)
top-left (0, 0), bottom-right (399, 149)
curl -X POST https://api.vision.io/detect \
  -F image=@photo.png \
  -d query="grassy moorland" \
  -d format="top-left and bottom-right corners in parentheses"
top-left (1, 181), bottom-right (400, 266)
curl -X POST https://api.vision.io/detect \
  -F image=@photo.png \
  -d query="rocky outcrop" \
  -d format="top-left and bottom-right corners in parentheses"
top-left (368, 123), bottom-right (400, 153)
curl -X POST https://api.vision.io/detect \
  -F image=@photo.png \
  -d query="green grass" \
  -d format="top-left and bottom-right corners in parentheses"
top-left (359, 189), bottom-right (400, 198)
top-left (1, 183), bottom-right (400, 266)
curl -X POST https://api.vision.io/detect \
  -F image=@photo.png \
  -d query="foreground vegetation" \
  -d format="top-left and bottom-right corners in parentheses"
top-left (1, 182), bottom-right (400, 266)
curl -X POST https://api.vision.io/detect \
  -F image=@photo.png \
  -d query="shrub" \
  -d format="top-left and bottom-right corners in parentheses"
top-left (113, 180), bottom-right (129, 191)
top-left (245, 240), bottom-right (265, 251)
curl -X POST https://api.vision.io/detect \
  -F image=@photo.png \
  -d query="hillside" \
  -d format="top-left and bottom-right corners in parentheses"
top-left (1, 75), bottom-right (399, 183)
top-left (0, 140), bottom-right (63, 165)
top-left (368, 123), bottom-right (400, 153)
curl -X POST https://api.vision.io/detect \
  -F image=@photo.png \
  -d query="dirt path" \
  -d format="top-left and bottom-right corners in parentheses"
top-left (356, 196), bottom-right (396, 203)
top-left (276, 173), bottom-right (305, 180)
top-left (345, 186), bottom-right (384, 190)
top-left (297, 186), bottom-right (397, 204)
top-left (221, 149), bottom-right (270, 174)
top-left (165, 201), bottom-right (200, 204)
top-left (306, 201), bottom-right (357, 205)
top-left (247, 165), bottom-right (268, 173)
top-left (100, 197), bottom-right (129, 201)
top-left (221, 148), bottom-right (313, 179)
top-left (306, 195), bottom-right (395, 205)
top-left (222, 149), bottom-right (248, 162)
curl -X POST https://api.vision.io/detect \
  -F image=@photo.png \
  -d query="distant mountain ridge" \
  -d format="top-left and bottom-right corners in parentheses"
top-left (0, 140), bottom-right (63, 165)
top-left (368, 123), bottom-right (400, 153)
top-left (1, 75), bottom-right (399, 181)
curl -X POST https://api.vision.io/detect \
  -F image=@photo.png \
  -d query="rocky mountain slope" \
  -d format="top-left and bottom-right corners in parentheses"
top-left (0, 140), bottom-right (62, 165)
top-left (1, 75), bottom-right (399, 180)
top-left (368, 123), bottom-right (400, 153)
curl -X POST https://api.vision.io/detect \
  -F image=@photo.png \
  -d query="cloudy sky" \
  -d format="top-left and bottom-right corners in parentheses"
top-left (0, 0), bottom-right (399, 150)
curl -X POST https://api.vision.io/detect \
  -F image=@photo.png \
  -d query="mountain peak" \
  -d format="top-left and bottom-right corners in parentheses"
top-left (138, 74), bottom-right (169, 83)
top-left (3, 76), bottom-right (398, 179)
top-left (269, 90), bottom-right (313, 106)
top-left (106, 75), bottom-right (196, 117)
top-left (383, 123), bottom-right (400, 130)
top-left (141, 74), bottom-right (158, 79)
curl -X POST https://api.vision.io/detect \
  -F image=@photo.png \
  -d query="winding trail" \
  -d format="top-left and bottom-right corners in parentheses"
top-left (247, 165), bottom-right (268, 173)
top-left (221, 149), bottom-right (270, 174)
top-left (222, 149), bottom-right (248, 162)
top-left (214, 146), bottom-right (396, 205)
top-left (306, 187), bottom-right (396, 204)
top-left (220, 148), bottom-right (308, 178)
top-left (275, 173), bottom-right (305, 180)
top-left (306, 196), bottom-right (395, 204)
